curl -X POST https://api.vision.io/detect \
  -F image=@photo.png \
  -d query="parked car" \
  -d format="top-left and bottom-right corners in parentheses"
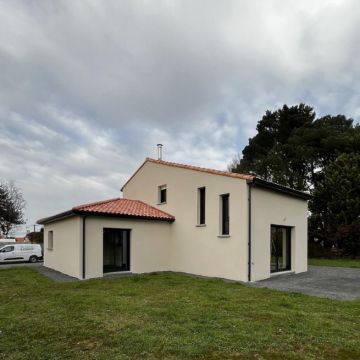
top-left (0, 244), bottom-right (42, 263)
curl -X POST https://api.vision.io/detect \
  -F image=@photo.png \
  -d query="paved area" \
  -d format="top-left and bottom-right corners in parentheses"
top-left (253, 265), bottom-right (360, 300)
top-left (0, 262), bottom-right (78, 282)
top-left (0, 261), bottom-right (43, 270)
top-left (36, 265), bottom-right (78, 282)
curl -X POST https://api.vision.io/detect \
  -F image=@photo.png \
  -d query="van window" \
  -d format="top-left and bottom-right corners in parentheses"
top-left (48, 231), bottom-right (54, 250)
top-left (2, 246), bottom-right (14, 253)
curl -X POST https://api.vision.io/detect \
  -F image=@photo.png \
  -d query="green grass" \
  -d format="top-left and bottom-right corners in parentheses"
top-left (309, 258), bottom-right (360, 268)
top-left (0, 268), bottom-right (359, 360)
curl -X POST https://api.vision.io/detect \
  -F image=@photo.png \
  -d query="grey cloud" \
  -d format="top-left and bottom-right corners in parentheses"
top-left (0, 0), bottom-right (359, 233)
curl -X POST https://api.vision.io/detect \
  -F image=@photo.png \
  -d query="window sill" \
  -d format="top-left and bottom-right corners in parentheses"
top-left (47, 248), bottom-right (53, 251)
top-left (218, 235), bottom-right (230, 238)
top-left (196, 224), bottom-right (206, 227)
top-left (157, 202), bottom-right (167, 205)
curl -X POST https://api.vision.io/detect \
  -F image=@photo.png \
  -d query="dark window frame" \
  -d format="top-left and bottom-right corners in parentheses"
top-left (220, 193), bottom-right (230, 235)
top-left (270, 225), bottom-right (292, 273)
top-left (198, 187), bottom-right (206, 225)
top-left (48, 231), bottom-right (54, 250)
top-left (158, 185), bottom-right (167, 204)
top-left (103, 228), bottom-right (131, 273)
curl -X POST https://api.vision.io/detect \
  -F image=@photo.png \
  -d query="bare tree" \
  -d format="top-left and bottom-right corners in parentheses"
top-left (0, 180), bottom-right (26, 236)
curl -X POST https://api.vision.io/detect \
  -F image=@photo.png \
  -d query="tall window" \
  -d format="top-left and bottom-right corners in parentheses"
top-left (270, 226), bottom-right (291, 273)
top-left (158, 185), bottom-right (167, 204)
top-left (198, 187), bottom-right (206, 225)
top-left (220, 194), bottom-right (230, 235)
top-left (48, 231), bottom-right (54, 250)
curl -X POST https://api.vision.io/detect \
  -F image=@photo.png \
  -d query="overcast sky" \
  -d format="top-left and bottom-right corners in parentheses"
top-left (0, 0), bottom-right (359, 234)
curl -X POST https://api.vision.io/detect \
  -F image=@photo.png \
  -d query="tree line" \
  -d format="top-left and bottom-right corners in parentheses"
top-left (230, 104), bottom-right (360, 257)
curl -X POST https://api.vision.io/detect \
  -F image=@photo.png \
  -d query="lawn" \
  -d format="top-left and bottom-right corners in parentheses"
top-left (0, 268), bottom-right (359, 360)
top-left (309, 258), bottom-right (360, 269)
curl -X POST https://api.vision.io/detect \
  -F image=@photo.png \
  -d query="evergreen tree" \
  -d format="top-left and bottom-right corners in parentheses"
top-left (230, 104), bottom-right (360, 256)
top-left (310, 153), bottom-right (360, 256)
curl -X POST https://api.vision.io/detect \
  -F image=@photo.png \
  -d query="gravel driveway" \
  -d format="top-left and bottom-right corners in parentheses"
top-left (253, 265), bottom-right (360, 300)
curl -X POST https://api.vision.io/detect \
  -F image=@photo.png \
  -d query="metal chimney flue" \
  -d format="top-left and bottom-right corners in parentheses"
top-left (157, 144), bottom-right (163, 160)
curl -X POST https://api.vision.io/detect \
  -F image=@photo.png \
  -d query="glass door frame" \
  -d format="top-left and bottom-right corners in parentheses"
top-left (103, 228), bottom-right (131, 274)
top-left (270, 225), bottom-right (292, 274)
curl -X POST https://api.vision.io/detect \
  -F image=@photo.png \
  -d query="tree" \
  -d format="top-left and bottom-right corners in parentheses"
top-left (230, 104), bottom-right (359, 191)
top-left (0, 181), bottom-right (26, 236)
top-left (230, 104), bottom-right (316, 190)
top-left (309, 153), bottom-right (360, 256)
top-left (230, 104), bottom-right (360, 257)
top-left (0, 184), bottom-right (8, 219)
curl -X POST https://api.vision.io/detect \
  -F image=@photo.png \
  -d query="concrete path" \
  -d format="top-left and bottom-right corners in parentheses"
top-left (253, 265), bottom-right (360, 300)
top-left (36, 265), bottom-right (78, 282)
top-left (0, 262), bottom-right (78, 282)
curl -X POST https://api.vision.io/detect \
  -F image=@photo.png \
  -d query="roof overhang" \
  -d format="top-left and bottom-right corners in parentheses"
top-left (247, 178), bottom-right (311, 200)
top-left (37, 210), bottom-right (76, 225)
top-left (37, 209), bottom-right (175, 225)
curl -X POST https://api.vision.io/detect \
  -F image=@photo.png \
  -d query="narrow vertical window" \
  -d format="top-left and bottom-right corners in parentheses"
top-left (198, 187), bottom-right (206, 225)
top-left (220, 194), bottom-right (230, 235)
top-left (158, 185), bottom-right (167, 204)
top-left (48, 231), bottom-right (54, 250)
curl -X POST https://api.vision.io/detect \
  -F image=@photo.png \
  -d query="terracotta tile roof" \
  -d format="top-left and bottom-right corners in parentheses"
top-left (121, 158), bottom-right (254, 191)
top-left (37, 198), bottom-right (175, 224)
top-left (72, 198), bottom-right (175, 220)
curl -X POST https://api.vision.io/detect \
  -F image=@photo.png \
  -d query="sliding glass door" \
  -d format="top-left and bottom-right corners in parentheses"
top-left (270, 226), bottom-right (291, 273)
top-left (103, 228), bottom-right (130, 273)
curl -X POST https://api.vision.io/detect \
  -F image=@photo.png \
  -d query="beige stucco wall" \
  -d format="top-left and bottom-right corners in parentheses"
top-left (84, 216), bottom-right (172, 279)
top-left (44, 216), bottom-right (82, 278)
top-left (123, 161), bottom-right (249, 281)
top-left (250, 187), bottom-right (308, 281)
top-left (43, 161), bottom-right (308, 282)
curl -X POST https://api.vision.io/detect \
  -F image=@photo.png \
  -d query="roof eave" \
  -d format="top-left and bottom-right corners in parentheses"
top-left (37, 210), bottom-right (76, 225)
top-left (37, 209), bottom-right (175, 225)
top-left (75, 210), bottom-right (175, 222)
top-left (247, 178), bottom-right (311, 200)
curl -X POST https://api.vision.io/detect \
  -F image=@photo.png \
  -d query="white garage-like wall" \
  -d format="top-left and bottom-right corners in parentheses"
top-left (44, 217), bottom-right (82, 279)
top-left (250, 187), bottom-right (308, 282)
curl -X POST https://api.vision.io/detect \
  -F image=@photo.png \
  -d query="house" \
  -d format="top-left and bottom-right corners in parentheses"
top-left (15, 237), bottom-right (26, 244)
top-left (25, 231), bottom-right (44, 249)
top-left (37, 157), bottom-right (310, 282)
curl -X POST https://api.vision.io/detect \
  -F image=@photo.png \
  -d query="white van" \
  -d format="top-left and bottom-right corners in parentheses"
top-left (0, 244), bottom-right (42, 263)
